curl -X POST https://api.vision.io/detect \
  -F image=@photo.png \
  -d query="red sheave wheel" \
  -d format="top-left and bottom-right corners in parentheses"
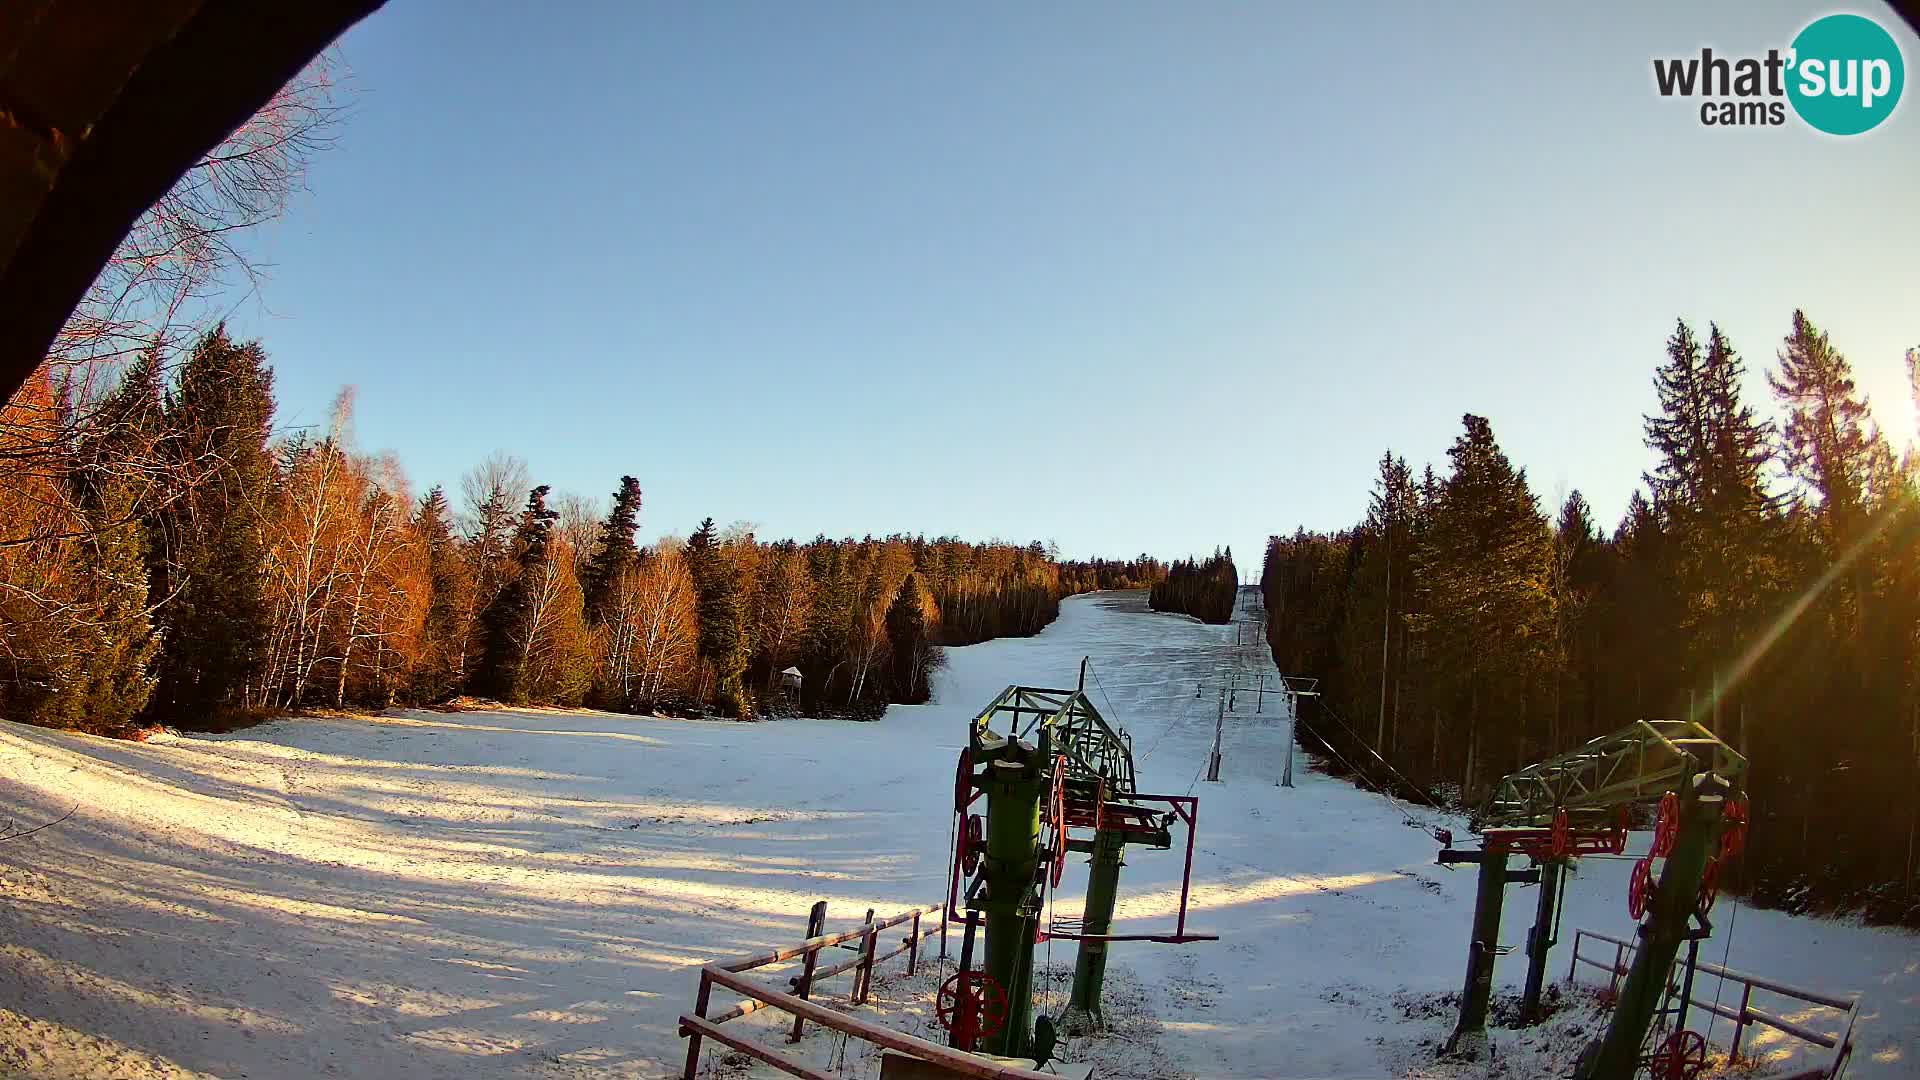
top-left (1649, 1029), bottom-right (1707, 1080)
top-left (1048, 756), bottom-right (1068, 888)
top-left (1652, 792), bottom-right (1680, 858)
top-left (1628, 856), bottom-right (1654, 920)
top-left (1720, 797), bottom-right (1749, 860)
top-left (1696, 856), bottom-right (1720, 914)
top-left (936, 970), bottom-right (1008, 1050)
top-left (960, 814), bottom-right (984, 875)
top-left (954, 748), bottom-right (974, 815)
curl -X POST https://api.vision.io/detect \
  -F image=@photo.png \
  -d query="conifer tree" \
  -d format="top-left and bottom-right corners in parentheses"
top-left (685, 516), bottom-right (751, 715)
top-left (1412, 414), bottom-right (1556, 791)
top-left (581, 475), bottom-right (643, 620)
top-left (413, 486), bottom-right (469, 701)
top-left (475, 485), bottom-right (557, 702)
top-left (147, 327), bottom-right (277, 721)
top-left (885, 572), bottom-right (938, 703)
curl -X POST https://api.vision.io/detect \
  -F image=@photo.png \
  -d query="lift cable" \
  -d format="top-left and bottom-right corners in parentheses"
top-left (1308, 696), bottom-right (1451, 816)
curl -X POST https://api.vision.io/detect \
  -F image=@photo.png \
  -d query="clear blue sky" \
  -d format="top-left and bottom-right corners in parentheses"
top-left (223, 2), bottom-right (1920, 575)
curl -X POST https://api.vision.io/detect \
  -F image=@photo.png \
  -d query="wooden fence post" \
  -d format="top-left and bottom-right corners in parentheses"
top-left (907, 911), bottom-right (922, 976)
top-left (788, 900), bottom-right (828, 1043)
top-left (853, 908), bottom-right (877, 1004)
top-left (1730, 982), bottom-right (1754, 1065)
top-left (682, 969), bottom-right (712, 1080)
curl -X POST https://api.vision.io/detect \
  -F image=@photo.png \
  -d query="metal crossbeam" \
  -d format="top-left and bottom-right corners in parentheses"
top-left (969, 684), bottom-right (1138, 796)
top-left (1477, 719), bottom-right (1746, 829)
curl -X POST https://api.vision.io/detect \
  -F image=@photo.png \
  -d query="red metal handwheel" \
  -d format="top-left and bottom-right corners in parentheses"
top-left (960, 814), bottom-right (984, 876)
top-left (1550, 809), bottom-right (1571, 860)
top-left (1649, 1029), bottom-right (1708, 1080)
top-left (1652, 791), bottom-right (1680, 858)
top-left (1627, 856), bottom-right (1654, 920)
top-left (936, 970), bottom-right (1008, 1050)
top-left (1696, 857), bottom-right (1720, 914)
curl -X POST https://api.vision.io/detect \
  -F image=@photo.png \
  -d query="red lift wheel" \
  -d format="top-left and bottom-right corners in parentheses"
top-left (1696, 857), bottom-right (1721, 914)
top-left (954, 748), bottom-right (974, 815)
top-left (959, 814), bottom-right (984, 876)
top-left (1649, 1029), bottom-right (1708, 1080)
top-left (1612, 805), bottom-right (1631, 856)
top-left (1652, 792), bottom-right (1680, 858)
top-left (936, 970), bottom-right (1008, 1050)
top-left (1721, 797), bottom-right (1749, 860)
top-left (1550, 809), bottom-right (1571, 860)
top-left (1048, 756), bottom-right (1069, 888)
top-left (1627, 856), bottom-right (1654, 920)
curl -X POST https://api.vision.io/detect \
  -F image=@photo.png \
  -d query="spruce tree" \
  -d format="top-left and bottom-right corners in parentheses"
top-left (581, 475), bottom-right (643, 620)
top-left (475, 485), bottom-right (557, 702)
top-left (685, 516), bottom-right (750, 714)
top-left (414, 486), bottom-right (469, 701)
top-left (1770, 310), bottom-right (1884, 553)
top-left (147, 327), bottom-right (277, 722)
top-left (885, 572), bottom-right (937, 703)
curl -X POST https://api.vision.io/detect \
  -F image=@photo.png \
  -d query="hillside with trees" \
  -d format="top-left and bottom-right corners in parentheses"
top-left (1150, 550), bottom-right (1239, 624)
top-left (1262, 313), bottom-right (1920, 926)
top-left (0, 327), bottom-right (1162, 729)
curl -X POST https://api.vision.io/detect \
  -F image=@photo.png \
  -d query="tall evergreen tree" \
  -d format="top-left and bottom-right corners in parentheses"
top-left (580, 475), bottom-right (643, 620)
top-left (475, 485), bottom-right (557, 702)
top-left (885, 572), bottom-right (938, 703)
top-left (1412, 414), bottom-right (1556, 790)
top-left (147, 327), bottom-right (277, 722)
top-left (413, 486), bottom-right (469, 701)
top-left (685, 516), bottom-right (751, 715)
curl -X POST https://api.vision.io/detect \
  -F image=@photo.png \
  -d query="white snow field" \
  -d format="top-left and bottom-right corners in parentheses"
top-left (0, 591), bottom-right (1913, 1079)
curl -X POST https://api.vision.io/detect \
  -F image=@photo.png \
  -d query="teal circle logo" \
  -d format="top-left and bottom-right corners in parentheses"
top-left (1787, 14), bottom-right (1904, 135)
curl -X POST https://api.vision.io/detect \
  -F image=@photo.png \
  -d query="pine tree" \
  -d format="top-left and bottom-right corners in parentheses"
top-left (147, 326), bottom-right (277, 722)
top-left (580, 475), bottom-right (642, 620)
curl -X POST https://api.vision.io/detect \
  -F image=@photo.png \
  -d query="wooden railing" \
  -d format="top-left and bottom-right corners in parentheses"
top-left (1567, 928), bottom-right (1861, 1079)
top-left (678, 900), bottom-right (1059, 1080)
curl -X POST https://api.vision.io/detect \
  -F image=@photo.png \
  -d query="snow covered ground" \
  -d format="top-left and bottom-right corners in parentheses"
top-left (0, 591), bottom-right (1912, 1079)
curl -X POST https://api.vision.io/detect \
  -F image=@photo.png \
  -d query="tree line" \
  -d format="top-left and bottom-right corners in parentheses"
top-left (0, 327), bottom-right (1171, 732)
top-left (1149, 550), bottom-right (1239, 624)
top-left (1262, 312), bottom-right (1920, 925)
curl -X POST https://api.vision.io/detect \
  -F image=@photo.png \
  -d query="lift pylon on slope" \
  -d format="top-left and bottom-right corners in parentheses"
top-left (1434, 718), bottom-right (1747, 1080)
top-left (945, 660), bottom-right (1215, 1060)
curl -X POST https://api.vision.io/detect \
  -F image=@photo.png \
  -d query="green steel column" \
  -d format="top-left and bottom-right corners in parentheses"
top-left (1520, 859), bottom-right (1563, 1025)
top-left (1065, 824), bottom-right (1126, 1032)
top-left (1579, 782), bottom-right (1724, 1080)
top-left (979, 757), bottom-right (1044, 1058)
top-left (1445, 843), bottom-right (1510, 1054)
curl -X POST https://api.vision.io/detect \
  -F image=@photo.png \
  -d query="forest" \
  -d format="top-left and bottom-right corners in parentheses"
top-left (0, 326), bottom-right (1171, 730)
top-left (1149, 550), bottom-right (1240, 624)
top-left (1262, 314), bottom-right (1920, 925)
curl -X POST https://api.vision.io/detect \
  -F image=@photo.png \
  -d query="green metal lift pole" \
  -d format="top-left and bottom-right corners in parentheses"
top-left (1445, 841), bottom-right (1511, 1053)
top-left (1065, 825), bottom-right (1126, 1032)
top-left (980, 755), bottom-right (1045, 1058)
top-left (1520, 858), bottom-right (1563, 1025)
top-left (1579, 777), bottom-right (1726, 1080)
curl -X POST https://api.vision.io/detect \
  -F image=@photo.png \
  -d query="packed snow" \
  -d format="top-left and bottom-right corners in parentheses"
top-left (0, 591), bottom-right (1913, 1078)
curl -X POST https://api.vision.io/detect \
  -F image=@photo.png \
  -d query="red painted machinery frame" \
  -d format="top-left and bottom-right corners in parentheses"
top-left (1037, 792), bottom-right (1217, 944)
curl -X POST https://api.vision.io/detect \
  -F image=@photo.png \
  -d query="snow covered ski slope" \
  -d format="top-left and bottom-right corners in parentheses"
top-left (0, 591), bottom-right (1913, 1078)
